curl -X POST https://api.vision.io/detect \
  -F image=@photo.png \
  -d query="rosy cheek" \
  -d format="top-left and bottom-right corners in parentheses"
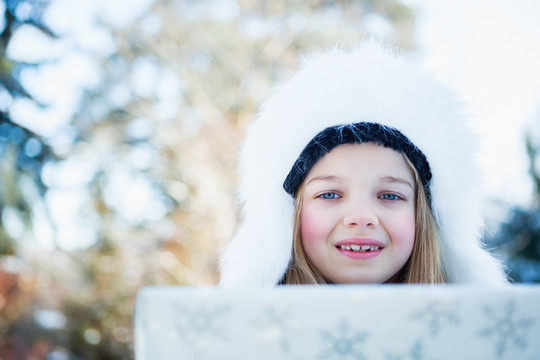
top-left (398, 213), bottom-right (416, 247)
top-left (300, 207), bottom-right (325, 245)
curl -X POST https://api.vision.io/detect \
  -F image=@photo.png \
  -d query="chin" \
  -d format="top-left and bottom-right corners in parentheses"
top-left (331, 273), bottom-right (388, 285)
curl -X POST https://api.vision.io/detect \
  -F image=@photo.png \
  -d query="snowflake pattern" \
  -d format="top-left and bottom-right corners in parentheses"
top-left (477, 300), bottom-right (536, 358)
top-left (385, 340), bottom-right (439, 360)
top-left (137, 287), bottom-right (540, 360)
top-left (173, 302), bottom-right (230, 354)
top-left (411, 300), bottom-right (460, 336)
top-left (318, 319), bottom-right (368, 360)
top-left (251, 305), bottom-right (301, 353)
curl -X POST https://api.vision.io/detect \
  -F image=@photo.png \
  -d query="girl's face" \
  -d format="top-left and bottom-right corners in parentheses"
top-left (300, 143), bottom-right (416, 284)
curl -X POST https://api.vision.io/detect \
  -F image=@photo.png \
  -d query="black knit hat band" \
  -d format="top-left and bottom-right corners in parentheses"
top-left (283, 122), bottom-right (432, 200)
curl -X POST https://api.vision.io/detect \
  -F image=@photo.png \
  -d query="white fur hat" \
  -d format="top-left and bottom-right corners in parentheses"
top-left (219, 41), bottom-right (508, 287)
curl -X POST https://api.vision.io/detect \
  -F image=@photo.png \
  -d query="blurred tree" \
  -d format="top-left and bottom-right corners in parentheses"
top-left (0, 0), bottom-right (55, 255)
top-left (486, 129), bottom-right (540, 283)
top-left (1, 0), bottom-right (417, 358)
top-left (0, 0), bottom-right (60, 357)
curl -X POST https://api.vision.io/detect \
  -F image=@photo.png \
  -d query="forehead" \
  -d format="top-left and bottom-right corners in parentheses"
top-left (306, 143), bottom-right (415, 181)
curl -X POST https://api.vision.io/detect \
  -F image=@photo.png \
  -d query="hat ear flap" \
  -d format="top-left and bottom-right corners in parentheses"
top-left (219, 185), bottom-right (295, 287)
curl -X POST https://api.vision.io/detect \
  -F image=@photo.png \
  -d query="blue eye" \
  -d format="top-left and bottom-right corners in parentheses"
top-left (380, 193), bottom-right (401, 201)
top-left (318, 192), bottom-right (340, 200)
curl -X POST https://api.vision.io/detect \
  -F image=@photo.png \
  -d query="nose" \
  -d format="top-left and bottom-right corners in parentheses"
top-left (342, 201), bottom-right (379, 228)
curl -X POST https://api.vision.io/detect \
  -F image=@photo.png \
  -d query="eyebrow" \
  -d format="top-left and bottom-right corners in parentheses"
top-left (381, 176), bottom-right (414, 189)
top-left (305, 175), bottom-right (342, 186)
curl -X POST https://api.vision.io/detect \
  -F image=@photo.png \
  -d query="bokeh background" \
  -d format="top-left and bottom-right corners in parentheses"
top-left (0, 0), bottom-right (539, 358)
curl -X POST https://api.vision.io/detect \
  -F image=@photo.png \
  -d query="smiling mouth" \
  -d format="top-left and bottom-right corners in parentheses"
top-left (337, 244), bottom-right (380, 252)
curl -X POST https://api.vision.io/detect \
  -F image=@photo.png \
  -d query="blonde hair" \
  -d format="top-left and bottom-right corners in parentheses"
top-left (280, 153), bottom-right (446, 285)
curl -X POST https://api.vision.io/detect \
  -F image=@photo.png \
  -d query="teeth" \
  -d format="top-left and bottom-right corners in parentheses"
top-left (339, 245), bottom-right (380, 252)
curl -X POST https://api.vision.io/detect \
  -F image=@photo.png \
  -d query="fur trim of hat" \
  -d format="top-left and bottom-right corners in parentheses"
top-left (219, 40), bottom-right (508, 287)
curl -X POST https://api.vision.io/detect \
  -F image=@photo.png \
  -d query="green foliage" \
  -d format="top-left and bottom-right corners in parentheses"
top-left (492, 207), bottom-right (540, 283)
top-left (487, 133), bottom-right (540, 283)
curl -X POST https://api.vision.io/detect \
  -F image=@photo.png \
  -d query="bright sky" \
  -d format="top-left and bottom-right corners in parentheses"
top-left (409, 0), bottom-right (540, 206)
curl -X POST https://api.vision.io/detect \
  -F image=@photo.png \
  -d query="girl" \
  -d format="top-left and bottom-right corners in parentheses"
top-left (219, 41), bottom-right (508, 287)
